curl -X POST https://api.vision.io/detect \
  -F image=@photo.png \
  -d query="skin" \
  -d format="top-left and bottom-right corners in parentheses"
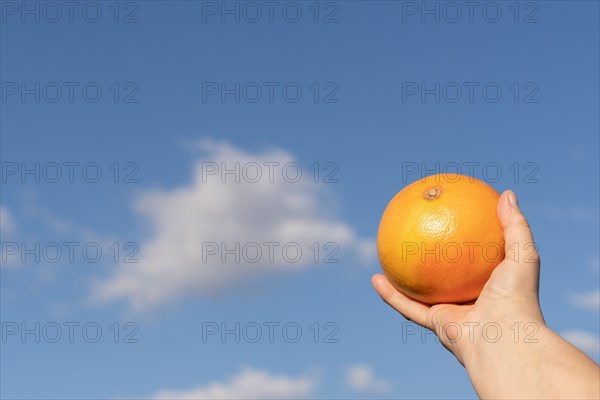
top-left (372, 190), bottom-right (600, 399)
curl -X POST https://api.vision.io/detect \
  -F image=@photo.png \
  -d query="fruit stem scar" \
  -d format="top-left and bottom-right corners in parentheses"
top-left (423, 187), bottom-right (441, 200)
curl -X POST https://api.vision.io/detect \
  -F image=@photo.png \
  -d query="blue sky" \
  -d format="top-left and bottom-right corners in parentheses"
top-left (1, 1), bottom-right (599, 398)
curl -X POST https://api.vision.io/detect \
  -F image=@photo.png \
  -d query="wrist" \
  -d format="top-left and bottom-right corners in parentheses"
top-left (454, 316), bottom-right (548, 369)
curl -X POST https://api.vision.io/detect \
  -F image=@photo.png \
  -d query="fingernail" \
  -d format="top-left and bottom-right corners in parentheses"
top-left (508, 190), bottom-right (519, 208)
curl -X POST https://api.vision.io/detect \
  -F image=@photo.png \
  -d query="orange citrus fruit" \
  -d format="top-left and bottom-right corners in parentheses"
top-left (377, 173), bottom-right (505, 304)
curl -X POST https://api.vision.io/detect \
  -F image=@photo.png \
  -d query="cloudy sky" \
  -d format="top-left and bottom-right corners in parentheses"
top-left (1, 1), bottom-right (599, 399)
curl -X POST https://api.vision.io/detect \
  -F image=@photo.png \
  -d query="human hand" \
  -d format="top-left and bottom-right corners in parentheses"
top-left (372, 189), bottom-right (544, 366)
top-left (373, 190), bottom-right (600, 399)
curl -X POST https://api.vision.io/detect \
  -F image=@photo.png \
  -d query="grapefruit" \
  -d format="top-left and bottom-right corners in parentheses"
top-left (377, 173), bottom-right (504, 304)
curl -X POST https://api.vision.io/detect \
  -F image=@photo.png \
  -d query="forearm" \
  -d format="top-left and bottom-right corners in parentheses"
top-left (463, 324), bottom-right (600, 399)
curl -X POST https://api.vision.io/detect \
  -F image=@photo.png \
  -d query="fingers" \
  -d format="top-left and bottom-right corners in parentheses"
top-left (497, 190), bottom-right (540, 266)
top-left (371, 274), bottom-right (432, 329)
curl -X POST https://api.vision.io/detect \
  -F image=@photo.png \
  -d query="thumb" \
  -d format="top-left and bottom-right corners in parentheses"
top-left (497, 190), bottom-right (540, 267)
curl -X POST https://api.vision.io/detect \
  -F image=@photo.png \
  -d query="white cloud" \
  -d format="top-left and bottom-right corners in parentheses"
top-left (152, 368), bottom-right (316, 400)
top-left (91, 139), bottom-right (373, 311)
top-left (1, 207), bottom-right (18, 267)
top-left (589, 254), bottom-right (600, 273)
top-left (346, 365), bottom-right (390, 394)
top-left (0, 206), bottom-right (16, 234)
top-left (569, 290), bottom-right (600, 311)
top-left (562, 330), bottom-right (600, 356)
top-left (22, 205), bottom-right (72, 235)
top-left (357, 239), bottom-right (377, 265)
top-left (542, 205), bottom-right (599, 222)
